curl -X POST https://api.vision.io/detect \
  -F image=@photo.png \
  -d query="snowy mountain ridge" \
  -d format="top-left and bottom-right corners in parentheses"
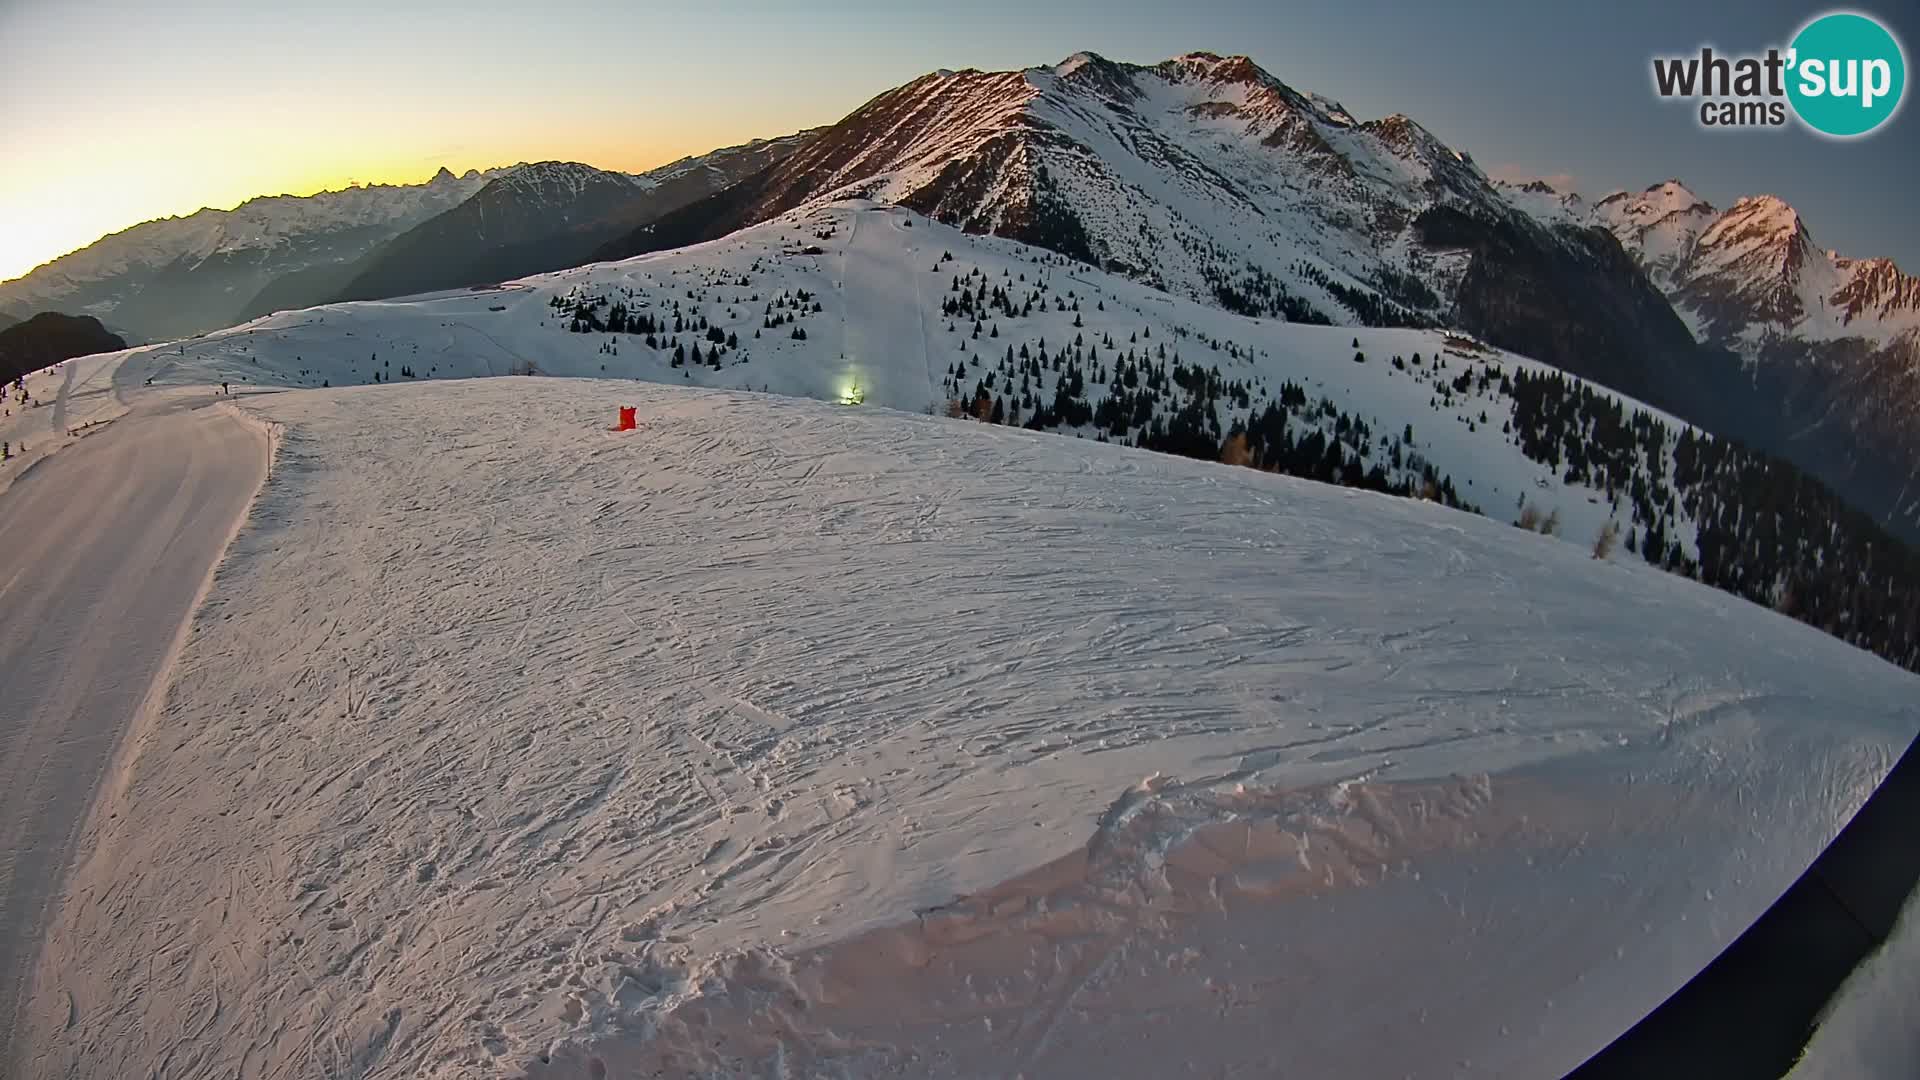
top-left (1490, 179), bottom-right (1588, 227)
top-left (0, 136), bottom-right (815, 344)
top-left (0, 168), bottom-right (499, 341)
top-left (1515, 178), bottom-right (1920, 351)
top-left (317, 133), bottom-right (819, 310)
top-left (643, 130), bottom-right (826, 188)
top-left (484, 161), bottom-right (647, 202)
top-left (1, 167), bottom-right (497, 289)
top-left (1502, 177), bottom-right (1920, 539)
top-left (602, 50), bottom-right (1560, 331)
top-left (599, 52), bottom-right (1725, 500)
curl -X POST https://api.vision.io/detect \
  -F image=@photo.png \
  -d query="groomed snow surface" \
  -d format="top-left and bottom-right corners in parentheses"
top-left (20, 376), bottom-right (1917, 1078)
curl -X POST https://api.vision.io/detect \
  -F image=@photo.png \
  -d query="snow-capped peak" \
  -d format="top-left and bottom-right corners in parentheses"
top-left (493, 161), bottom-right (642, 200)
top-left (0, 168), bottom-right (499, 337)
top-left (1830, 255), bottom-right (1920, 329)
top-left (1569, 179), bottom-right (1721, 292)
top-left (1715, 193), bottom-right (1801, 235)
top-left (1693, 195), bottom-right (1813, 280)
top-left (1642, 178), bottom-right (1705, 209)
top-left (599, 49), bottom-right (1548, 333)
top-left (1558, 176), bottom-right (1920, 355)
top-left (1052, 51), bottom-right (1105, 77)
top-left (1492, 177), bottom-right (1588, 226)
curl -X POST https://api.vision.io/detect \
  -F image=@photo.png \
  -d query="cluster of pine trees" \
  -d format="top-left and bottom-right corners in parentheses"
top-left (944, 327), bottom-right (1473, 512)
top-left (547, 274), bottom-right (828, 371)
top-left (1289, 259), bottom-right (1434, 329)
top-left (1507, 368), bottom-right (1920, 672)
top-left (1203, 258), bottom-right (1329, 324)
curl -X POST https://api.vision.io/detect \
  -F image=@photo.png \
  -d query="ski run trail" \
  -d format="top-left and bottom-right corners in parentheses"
top-left (4, 200), bottom-right (1917, 1078)
top-left (0, 382), bottom-right (266, 1073)
top-left (0, 347), bottom-right (133, 499)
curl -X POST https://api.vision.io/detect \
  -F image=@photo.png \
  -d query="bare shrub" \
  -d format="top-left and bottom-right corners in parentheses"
top-left (1220, 433), bottom-right (1253, 467)
top-left (1592, 521), bottom-right (1619, 559)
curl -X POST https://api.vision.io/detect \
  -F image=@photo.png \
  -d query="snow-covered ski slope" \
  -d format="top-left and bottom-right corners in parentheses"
top-left (134, 200), bottom-right (1703, 561)
top-left (26, 376), bottom-right (1918, 1078)
top-left (0, 346), bottom-right (135, 497)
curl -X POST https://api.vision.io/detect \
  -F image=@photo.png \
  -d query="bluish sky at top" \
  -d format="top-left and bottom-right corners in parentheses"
top-left (1, 0), bottom-right (1915, 281)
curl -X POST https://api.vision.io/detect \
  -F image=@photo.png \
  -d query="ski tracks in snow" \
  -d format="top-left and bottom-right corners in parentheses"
top-left (21, 378), bottom-right (1918, 1079)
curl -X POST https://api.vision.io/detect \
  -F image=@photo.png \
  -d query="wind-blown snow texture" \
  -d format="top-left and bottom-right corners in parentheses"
top-left (21, 373), bottom-right (1918, 1078)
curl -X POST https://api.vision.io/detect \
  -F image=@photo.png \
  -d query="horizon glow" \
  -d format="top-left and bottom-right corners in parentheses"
top-left (2, 0), bottom-right (1913, 286)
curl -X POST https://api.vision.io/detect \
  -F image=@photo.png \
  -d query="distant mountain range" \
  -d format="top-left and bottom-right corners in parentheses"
top-left (1500, 177), bottom-right (1920, 540)
top-left (0, 169), bottom-right (496, 343)
top-left (0, 135), bottom-right (814, 345)
top-left (2, 50), bottom-right (1912, 542)
top-left (277, 134), bottom-right (817, 315)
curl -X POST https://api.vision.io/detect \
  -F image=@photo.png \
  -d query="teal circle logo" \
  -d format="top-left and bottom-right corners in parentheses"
top-left (1787, 12), bottom-right (1906, 137)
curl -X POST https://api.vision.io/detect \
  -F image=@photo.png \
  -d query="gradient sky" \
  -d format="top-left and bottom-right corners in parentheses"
top-left (2, 0), bottom-right (1915, 284)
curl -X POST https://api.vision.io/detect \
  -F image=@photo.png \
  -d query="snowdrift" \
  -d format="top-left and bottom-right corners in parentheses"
top-left (24, 376), bottom-right (1917, 1078)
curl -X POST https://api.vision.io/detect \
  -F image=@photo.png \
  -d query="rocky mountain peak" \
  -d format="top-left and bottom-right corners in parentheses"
top-left (1693, 195), bottom-right (1815, 287)
top-left (1832, 255), bottom-right (1920, 325)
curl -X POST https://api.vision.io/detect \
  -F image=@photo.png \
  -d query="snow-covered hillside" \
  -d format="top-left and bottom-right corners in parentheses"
top-left (601, 51), bottom-right (1656, 343)
top-left (23, 372), bottom-right (1917, 1078)
top-left (1507, 178), bottom-right (1920, 543)
top-left (141, 200), bottom-right (1700, 561)
top-left (0, 346), bottom-right (135, 497)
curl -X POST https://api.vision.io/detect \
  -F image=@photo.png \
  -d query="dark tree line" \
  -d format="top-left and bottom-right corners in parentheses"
top-left (1508, 368), bottom-right (1920, 672)
top-left (945, 332), bottom-right (1473, 513)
